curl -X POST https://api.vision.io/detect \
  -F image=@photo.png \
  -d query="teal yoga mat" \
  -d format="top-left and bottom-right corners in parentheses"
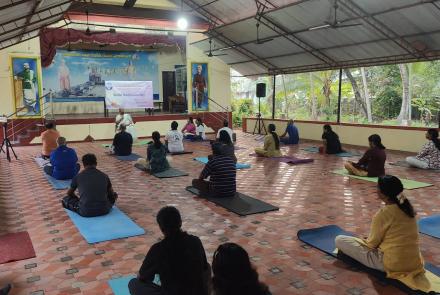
top-left (194, 157), bottom-right (251, 169)
top-left (332, 169), bottom-right (433, 190)
top-left (65, 207), bottom-right (145, 243)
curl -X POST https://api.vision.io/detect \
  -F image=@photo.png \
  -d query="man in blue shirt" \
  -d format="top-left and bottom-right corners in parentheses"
top-left (44, 137), bottom-right (80, 180)
top-left (280, 119), bottom-right (299, 145)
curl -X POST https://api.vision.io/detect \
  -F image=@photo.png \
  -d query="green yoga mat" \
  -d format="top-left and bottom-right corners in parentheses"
top-left (101, 140), bottom-right (150, 148)
top-left (332, 169), bottom-right (433, 190)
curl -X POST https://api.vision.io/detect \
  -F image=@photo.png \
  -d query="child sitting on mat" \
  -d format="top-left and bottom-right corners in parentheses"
top-left (255, 124), bottom-right (282, 157)
top-left (405, 128), bottom-right (440, 170)
top-left (344, 134), bottom-right (386, 177)
top-left (335, 175), bottom-right (440, 294)
top-left (279, 119), bottom-right (299, 145)
top-left (192, 142), bottom-right (236, 198)
top-left (111, 124), bottom-right (133, 156)
top-left (212, 243), bottom-right (272, 295)
top-left (62, 154), bottom-right (118, 217)
top-left (320, 124), bottom-right (343, 154)
top-left (194, 117), bottom-right (207, 141)
top-left (182, 117), bottom-right (196, 139)
top-left (129, 206), bottom-right (211, 295)
top-left (136, 131), bottom-right (170, 173)
top-left (165, 121), bottom-right (184, 154)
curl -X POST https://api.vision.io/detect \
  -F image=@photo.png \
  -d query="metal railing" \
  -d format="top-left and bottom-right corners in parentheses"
top-left (194, 88), bottom-right (230, 127)
top-left (3, 90), bottom-right (54, 142)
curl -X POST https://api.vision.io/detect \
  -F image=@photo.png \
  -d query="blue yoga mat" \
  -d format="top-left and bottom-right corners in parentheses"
top-left (108, 275), bottom-right (161, 295)
top-left (44, 173), bottom-right (71, 190)
top-left (116, 154), bottom-right (142, 161)
top-left (297, 225), bottom-right (440, 277)
top-left (65, 207), bottom-right (145, 244)
top-left (301, 146), bottom-right (319, 153)
top-left (194, 157), bottom-right (251, 169)
top-left (108, 275), bottom-right (136, 295)
top-left (419, 215), bottom-right (440, 239)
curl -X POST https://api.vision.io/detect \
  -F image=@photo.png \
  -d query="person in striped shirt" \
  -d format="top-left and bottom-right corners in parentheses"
top-left (192, 142), bottom-right (236, 198)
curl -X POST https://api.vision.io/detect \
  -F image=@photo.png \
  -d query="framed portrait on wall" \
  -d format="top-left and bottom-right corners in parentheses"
top-left (191, 62), bottom-right (208, 111)
top-left (10, 55), bottom-right (43, 117)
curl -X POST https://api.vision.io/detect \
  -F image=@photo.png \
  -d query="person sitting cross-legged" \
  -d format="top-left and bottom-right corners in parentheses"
top-left (215, 130), bottom-right (237, 163)
top-left (129, 206), bottom-right (211, 295)
top-left (192, 142), bottom-right (236, 198)
top-left (62, 153), bottom-right (118, 217)
top-left (279, 119), bottom-right (299, 145)
top-left (136, 131), bottom-right (170, 173)
top-left (41, 122), bottom-right (60, 159)
top-left (165, 121), bottom-right (184, 154)
top-left (335, 175), bottom-right (440, 294)
top-left (254, 124), bottom-right (282, 157)
top-left (44, 137), bottom-right (80, 180)
top-left (112, 124), bottom-right (133, 156)
top-left (212, 243), bottom-right (272, 295)
top-left (216, 119), bottom-right (234, 142)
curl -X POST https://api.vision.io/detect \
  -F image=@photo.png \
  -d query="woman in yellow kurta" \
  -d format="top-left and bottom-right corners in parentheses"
top-left (335, 175), bottom-right (440, 293)
top-left (255, 124), bottom-right (282, 157)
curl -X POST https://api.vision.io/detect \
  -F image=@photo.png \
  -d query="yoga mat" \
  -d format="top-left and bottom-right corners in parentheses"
top-left (116, 154), bottom-right (142, 161)
top-left (34, 157), bottom-right (49, 167)
top-left (108, 275), bottom-right (161, 295)
top-left (153, 168), bottom-right (188, 178)
top-left (108, 275), bottom-right (135, 295)
top-left (65, 207), bottom-right (145, 244)
top-left (419, 215), bottom-right (440, 239)
top-left (44, 173), bottom-right (71, 190)
top-left (297, 225), bottom-right (440, 293)
top-left (332, 169), bottom-right (433, 190)
top-left (194, 157), bottom-right (251, 169)
top-left (186, 186), bottom-right (278, 216)
top-left (276, 156), bottom-right (314, 165)
top-left (390, 161), bottom-right (440, 172)
top-left (335, 151), bottom-right (362, 157)
top-left (169, 151), bottom-right (193, 155)
top-left (0, 231), bottom-right (36, 264)
top-left (301, 146), bottom-right (319, 153)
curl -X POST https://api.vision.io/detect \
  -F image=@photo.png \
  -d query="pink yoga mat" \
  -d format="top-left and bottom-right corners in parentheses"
top-left (0, 231), bottom-right (36, 264)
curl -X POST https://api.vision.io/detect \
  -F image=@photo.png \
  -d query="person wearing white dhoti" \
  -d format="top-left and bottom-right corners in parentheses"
top-left (15, 63), bottom-right (37, 114)
top-left (115, 109), bottom-right (137, 140)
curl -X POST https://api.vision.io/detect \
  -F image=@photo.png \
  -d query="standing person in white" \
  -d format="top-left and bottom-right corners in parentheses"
top-left (216, 119), bottom-right (234, 142)
top-left (165, 121), bottom-right (184, 153)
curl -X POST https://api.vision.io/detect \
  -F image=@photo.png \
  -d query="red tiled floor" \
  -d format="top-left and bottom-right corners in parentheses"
top-left (0, 130), bottom-right (439, 295)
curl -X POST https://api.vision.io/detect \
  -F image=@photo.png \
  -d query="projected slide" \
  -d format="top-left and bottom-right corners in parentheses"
top-left (105, 81), bottom-right (153, 109)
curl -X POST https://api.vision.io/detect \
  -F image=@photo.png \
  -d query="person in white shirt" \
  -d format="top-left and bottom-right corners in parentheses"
top-left (216, 120), bottom-right (234, 142)
top-left (115, 109), bottom-right (137, 140)
top-left (195, 117), bottom-right (206, 141)
top-left (165, 121), bottom-right (184, 153)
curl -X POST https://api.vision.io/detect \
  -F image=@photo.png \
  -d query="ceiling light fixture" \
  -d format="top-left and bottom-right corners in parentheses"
top-left (177, 17), bottom-right (188, 30)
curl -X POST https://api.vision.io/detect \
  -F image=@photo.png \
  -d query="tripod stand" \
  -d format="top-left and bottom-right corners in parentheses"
top-left (253, 96), bottom-right (267, 135)
top-left (0, 121), bottom-right (18, 162)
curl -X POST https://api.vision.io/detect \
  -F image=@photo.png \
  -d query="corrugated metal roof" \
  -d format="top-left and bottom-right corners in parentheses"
top-left (188, 0), bottom-right (440, 76)
top-left (0, 0), bottom-right (73, 50)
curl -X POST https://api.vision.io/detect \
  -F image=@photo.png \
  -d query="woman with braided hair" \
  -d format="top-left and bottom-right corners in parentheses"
top-left (335, 175), bottom-right (440, 293)
top-left (254, 124), bottom-right (282, 157)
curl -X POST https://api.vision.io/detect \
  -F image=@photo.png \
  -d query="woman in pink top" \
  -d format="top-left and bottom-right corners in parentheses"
top-left (181, 117), bottom-right (196, 139)
top-left (41, 122), bottom-right (60, 159)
